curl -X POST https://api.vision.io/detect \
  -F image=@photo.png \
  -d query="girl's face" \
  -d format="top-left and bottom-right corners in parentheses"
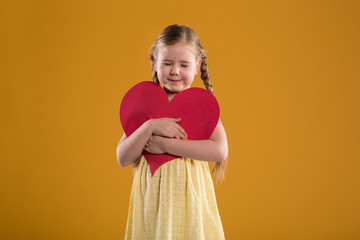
top-left (155, 42), bottom-right (201, 96)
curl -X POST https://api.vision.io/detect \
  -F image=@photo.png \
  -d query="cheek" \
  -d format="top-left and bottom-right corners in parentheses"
top-left (158, 66), bottom-right (169, 75)
top-left (184, 69), bottom-right (196, 77)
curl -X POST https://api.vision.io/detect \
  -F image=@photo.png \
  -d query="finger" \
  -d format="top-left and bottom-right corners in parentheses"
top-left (171, 131), bottom-right (180, 139)
top-left (171, 125), bottom-right (186, 139)
top-left (173, 117), bottom-right (181, 122)
top-left (174, 122), bottom-right (186, 134)
top-left (182, 131), bottom-right (188, 140)
top-left (169, 129), bottom-right (178, 139)
top-left (175, 125), bottom-right (188, 138)
top-left (177, 131), bottom-right (186, 139)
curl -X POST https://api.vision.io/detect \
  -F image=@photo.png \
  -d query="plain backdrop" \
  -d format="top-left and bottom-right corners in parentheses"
top-left (1, 0), bottom-right (359, 239)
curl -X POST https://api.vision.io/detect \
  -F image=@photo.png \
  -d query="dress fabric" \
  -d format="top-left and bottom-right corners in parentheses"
top-left (124, 155), bottom-right (225, 240)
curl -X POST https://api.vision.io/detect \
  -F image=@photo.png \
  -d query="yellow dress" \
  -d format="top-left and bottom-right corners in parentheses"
top-left (124, 155), bottom-right (225, 240)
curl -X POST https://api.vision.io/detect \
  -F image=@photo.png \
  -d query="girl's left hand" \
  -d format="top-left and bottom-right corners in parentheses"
top-left (144, 135), bottom-right (166, 154)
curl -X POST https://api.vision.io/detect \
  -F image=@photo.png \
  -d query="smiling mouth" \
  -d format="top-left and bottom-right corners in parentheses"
top-left (168, 79), bottom-right (182, 81)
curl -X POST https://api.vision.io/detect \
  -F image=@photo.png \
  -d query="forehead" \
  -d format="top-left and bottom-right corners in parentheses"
top-left (157, 43), bottom-right (197, 62)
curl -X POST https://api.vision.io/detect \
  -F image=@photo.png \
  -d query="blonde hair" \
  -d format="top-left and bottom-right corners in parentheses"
top-left (132, 24), bottom-right (228, 183)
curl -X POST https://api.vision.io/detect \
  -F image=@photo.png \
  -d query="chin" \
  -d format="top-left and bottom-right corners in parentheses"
top-left (167, 88), bottom-right (183, 93)
top-left (164, 84), bottom-right (182, 91)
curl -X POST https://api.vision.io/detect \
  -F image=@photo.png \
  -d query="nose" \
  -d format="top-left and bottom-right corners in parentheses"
top-left (170, 65), bottom-right (180, 75)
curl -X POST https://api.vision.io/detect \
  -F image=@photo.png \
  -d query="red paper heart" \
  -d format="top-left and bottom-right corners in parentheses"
top-left (119, 81), bottom-right (220, 176)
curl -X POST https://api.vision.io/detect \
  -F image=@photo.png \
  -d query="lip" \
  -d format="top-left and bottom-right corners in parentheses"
top-left (168, 79), bottom-right (182, 81)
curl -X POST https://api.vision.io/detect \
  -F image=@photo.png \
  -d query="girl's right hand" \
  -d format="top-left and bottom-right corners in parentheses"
top-left (149, 117), bottom-right (188, 140)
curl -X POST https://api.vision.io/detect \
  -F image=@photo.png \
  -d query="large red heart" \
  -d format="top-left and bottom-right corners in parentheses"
top-left (119, 81), bottom-right (220, 176)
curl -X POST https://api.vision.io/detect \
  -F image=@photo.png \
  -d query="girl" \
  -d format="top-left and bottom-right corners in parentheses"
top-left (117, 24), bottom-right (228, 239)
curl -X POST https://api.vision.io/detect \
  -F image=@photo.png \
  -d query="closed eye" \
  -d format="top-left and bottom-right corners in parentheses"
top-left (163, 63), bottom-right (188, 67)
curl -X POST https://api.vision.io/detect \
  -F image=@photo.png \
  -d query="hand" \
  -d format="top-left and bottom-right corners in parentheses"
top-left (149, 118), bottom-right (188, 140)
top-left (144, 135), bottom-right (166, 154)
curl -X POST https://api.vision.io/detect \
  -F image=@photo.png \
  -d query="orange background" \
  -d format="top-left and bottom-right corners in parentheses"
top-left (1, 0), bottom-right (359, 239)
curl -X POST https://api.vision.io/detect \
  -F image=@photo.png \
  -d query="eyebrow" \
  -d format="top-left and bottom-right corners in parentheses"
top-left (162, 59), bottom-right (191, 63)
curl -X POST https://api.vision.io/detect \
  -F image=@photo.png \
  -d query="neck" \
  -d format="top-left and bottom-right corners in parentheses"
top-left (163, 88), bottom-right (177, 102)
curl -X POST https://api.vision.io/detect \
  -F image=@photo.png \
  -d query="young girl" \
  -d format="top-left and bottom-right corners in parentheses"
top-left (117, 24), bottom-right (228, 239)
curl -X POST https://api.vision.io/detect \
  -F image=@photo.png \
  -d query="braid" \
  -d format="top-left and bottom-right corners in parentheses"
top-left (200, 53), bottom-right (215, 96)
top-left (199, 51), bottom-right (227, 185)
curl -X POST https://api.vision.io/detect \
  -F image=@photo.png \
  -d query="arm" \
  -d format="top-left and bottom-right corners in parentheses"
top-left (145, 118), bottom-right (228, 162)
top-left (116, 117), bottom-right (188, 167)
top-left (116, 120), bottom-right (153, 167)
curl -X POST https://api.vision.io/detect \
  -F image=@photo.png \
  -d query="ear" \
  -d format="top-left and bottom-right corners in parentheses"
top-left (196, 58), bottom-right (202, 74)
top-left (154, 62), bottom-right (158, 73)
top-left (153, 57), bottom-right (158, 72)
